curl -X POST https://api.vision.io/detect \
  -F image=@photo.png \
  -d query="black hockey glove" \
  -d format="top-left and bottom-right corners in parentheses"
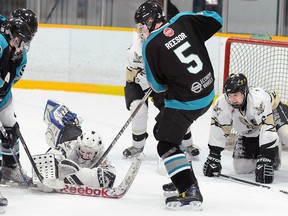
top-left (255, 156), bottom-right (274, 184)
top-left (203, 151), bottom-right (222, 177)
top-left (1, 123), bottom-right (20, 149)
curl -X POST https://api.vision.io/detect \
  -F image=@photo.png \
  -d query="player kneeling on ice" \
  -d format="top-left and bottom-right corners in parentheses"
top-left (34, 100), bottom-right (116, 192)
top-left (203, 73), bottom-right (280, 184)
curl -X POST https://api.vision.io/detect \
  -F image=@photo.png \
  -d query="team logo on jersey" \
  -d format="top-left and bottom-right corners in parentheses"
top-left (133, 51), bottom-right (143, 64)
top-left (191, 82), bottom-right (202, 93)
top-left (254, 102), bottom-right (265, 115)
top-left (213, 101), bottom-right (223, 116)
top-left (163, 28), bottom-right (174, 37)
top-left (239, 117), bottom-right (256, 131)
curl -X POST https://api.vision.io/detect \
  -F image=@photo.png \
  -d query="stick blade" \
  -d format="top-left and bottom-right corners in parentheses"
top-left (42, 178), bottom-right (65, 189)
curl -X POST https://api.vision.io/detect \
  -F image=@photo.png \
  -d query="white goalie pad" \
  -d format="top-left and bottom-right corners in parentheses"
top-left (32, 153), bottom-right (57, 183)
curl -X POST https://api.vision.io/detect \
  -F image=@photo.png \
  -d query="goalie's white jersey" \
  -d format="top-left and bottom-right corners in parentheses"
top-left (209, 87), bottom-right (278, 149)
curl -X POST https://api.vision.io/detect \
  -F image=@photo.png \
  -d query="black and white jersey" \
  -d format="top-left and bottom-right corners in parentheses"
top-left (127, 36), bottom-right (144, 70)
top-left (143, 11), bottom-right (222, 110)
top-left (209, 88), bottom-right (278, 150)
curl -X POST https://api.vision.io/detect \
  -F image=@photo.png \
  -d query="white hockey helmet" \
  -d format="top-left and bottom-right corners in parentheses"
top-left (77, 131), bottom-right (104, 160)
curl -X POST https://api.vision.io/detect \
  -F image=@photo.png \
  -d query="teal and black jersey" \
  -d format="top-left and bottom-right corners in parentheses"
top-left (0, 14), bottom-right (6, 27)
top-left (0, 33), bottom-right (27, 108)
top-left (143, 11), bottom-right (222, 110)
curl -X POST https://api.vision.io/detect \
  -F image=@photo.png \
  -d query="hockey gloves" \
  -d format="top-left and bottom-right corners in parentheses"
top-left (255, 156), bottom-right (274, 183)
top-left (1, 123), bottom-right (20, 149)
top-left (203, 151), bottom-right (222, 177)
top-left (135, 70), bottom-right (149, 91)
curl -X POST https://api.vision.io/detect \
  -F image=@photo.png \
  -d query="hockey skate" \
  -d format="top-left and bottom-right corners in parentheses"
top-left (0, 165), bottom-right (32, 186)
top-left (162, 182), bottom-right (178, 197)
top-left (123, 146), bottom-right (144, 158)
top-left (165, 184), bottom-right (203, 210)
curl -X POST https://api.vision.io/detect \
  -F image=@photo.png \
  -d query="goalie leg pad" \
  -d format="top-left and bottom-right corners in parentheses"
top-left (63, 167), bottom-right (116, 188)
top-left (96, 167), bottom-right (116, 188)
top-left (32, 153), bottom-right (57, 183)
top-left (233, 158), bottom-right (256, 174)
top-left (58, 159), bottom-right (80, 179)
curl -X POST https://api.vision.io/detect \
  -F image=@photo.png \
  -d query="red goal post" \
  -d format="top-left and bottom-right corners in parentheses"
top-left (223, 37), bottom-right (288, 104)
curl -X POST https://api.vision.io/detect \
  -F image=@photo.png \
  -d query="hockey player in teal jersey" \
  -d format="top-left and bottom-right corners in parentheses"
top-left (135, 0), bottom-right (222, 209)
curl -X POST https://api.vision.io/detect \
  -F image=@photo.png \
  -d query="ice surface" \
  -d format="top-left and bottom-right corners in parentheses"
top-left (1, 89), bottom-right (288, 215)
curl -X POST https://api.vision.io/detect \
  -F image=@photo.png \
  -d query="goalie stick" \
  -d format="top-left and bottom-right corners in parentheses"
top-left (58, 158), bottom-right (141, 198)
top-left (2, 157), bottom-right (141, 199)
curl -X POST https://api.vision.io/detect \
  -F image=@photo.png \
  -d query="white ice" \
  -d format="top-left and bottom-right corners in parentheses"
top-left (1, 88), bottom-right (288, 215)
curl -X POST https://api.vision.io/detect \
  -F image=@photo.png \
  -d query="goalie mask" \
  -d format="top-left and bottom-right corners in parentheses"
top-left (224, 73), bottom-right (248, 109)
top-left (77, 131), bottom-right (103, 160)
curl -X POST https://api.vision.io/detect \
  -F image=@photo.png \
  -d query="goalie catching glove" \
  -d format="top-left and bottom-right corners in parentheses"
top-left (203, 150), bottom-right (222, 177)
top-left (43, 99), bottom-right (82, 148)
top-left (255, 156), bottom-right (274, 183)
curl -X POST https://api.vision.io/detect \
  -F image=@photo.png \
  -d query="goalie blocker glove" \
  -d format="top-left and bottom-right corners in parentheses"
top-left (255, 156), bottom-right (274, 183)
top-left (203, 151), bottom-right (222, 177)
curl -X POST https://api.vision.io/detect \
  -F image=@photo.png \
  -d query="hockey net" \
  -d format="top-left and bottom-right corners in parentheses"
top-left (224, 37), bottom-right (288, 104)
top-left (223, 37), bottom-right (288, 153)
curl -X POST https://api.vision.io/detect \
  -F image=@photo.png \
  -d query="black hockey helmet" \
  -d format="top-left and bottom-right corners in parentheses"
top-left (12, 8), bottom-right (38, 36)
top-left (134, 0), bottom-right (166, 32)
top-left (1, 17), bottom-right (33, 43)
top-left (224, 73), bottom-right (248, 108)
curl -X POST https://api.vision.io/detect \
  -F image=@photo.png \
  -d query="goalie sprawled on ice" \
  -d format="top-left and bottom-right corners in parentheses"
top-left (34, 99), bottom-right (117, 193)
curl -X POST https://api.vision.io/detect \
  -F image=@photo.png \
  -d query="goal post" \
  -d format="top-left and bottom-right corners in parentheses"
top-left (223, 37), bottom-right (288, 104)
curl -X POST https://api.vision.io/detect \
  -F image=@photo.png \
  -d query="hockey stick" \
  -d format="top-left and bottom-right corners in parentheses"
top-left (0, 122), bottom-right (31, 186)
top-left (14, 129), bottom-right (65, 189)
top-left (215, 173), bottom-right (288, 195)
top-left (92, 88), bottom-right (153, 168)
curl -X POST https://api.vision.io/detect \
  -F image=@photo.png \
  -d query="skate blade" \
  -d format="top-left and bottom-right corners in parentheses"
top-left (166, 201), bottom-right (203, 211)
top-left (0, 179), bottom-right (32, 187)
top-left (163, 191), bottom-right (178, 197)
